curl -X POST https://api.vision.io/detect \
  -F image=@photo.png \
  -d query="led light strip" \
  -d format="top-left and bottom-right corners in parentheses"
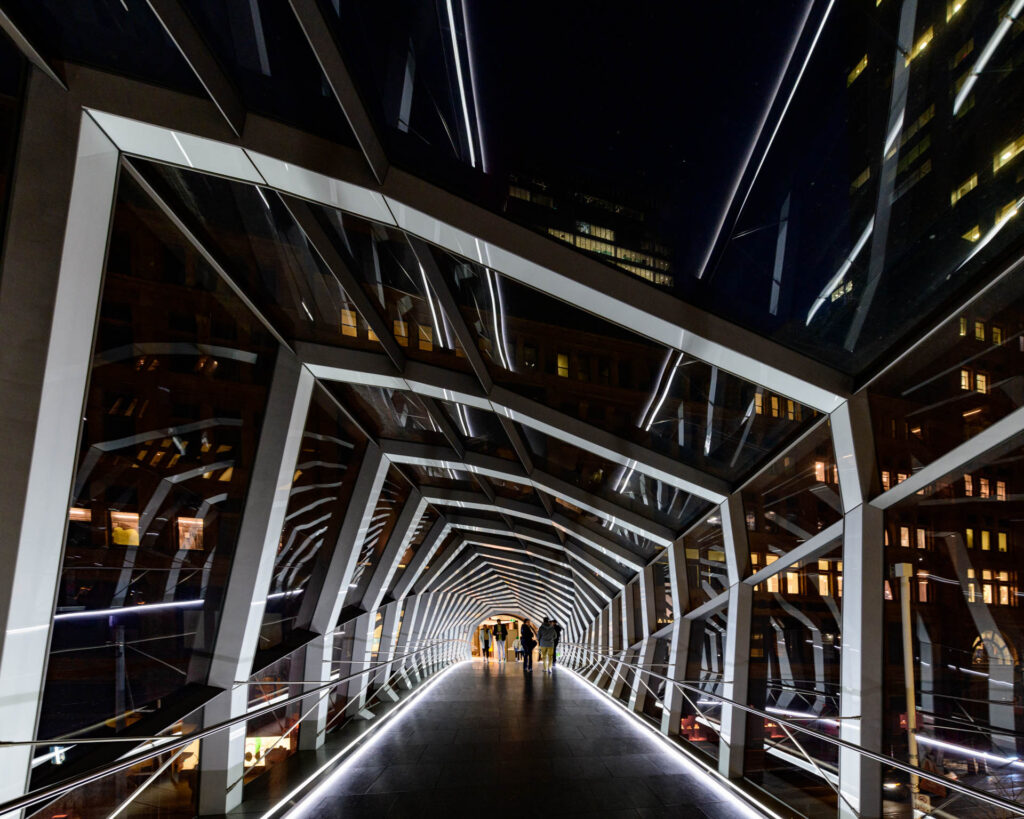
top-left (262, 659), bottom-right (467, 818)
top-left (562, 667), bottom-right (781, 819)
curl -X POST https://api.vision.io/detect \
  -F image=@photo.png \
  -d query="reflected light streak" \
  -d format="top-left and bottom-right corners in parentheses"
top-left (419, 265), bottom-right (444, 350)
top-left (54, 599), bottom-right (204, 620)
top-left (805, 218), bottom-right (874, 325)
top-left (445, 0), bottom-right (476, 167)
top-left (956, 195), bottom-right (1023, 270)
top-left (954, 0), bottom-right (1024, 114)
top-left (643, 352), bottom-right (682, 432)
top-left (915, 734), bottom-right (1024, 769)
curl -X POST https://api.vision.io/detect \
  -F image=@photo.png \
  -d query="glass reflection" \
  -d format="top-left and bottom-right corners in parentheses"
top-left (133, 161), bottom-right (382, 352)
top-left (341, 467), bottom-right (411, 615)
top-left (870, 268), bottom-right (1024, 484)
top-left (433, 245), bottom-right (812, 481)
top-left (385, 508), bottom-right (439, 600)
top-left (435, 397), bottom-right (518, 461)
top-left (256, 385), bottom-right (367, 659)
top-left (681, 604), bottom-right (728, 762)
top-left (311, 205), bottom-right (470, 372)
top-left (326, 383), bottom-right (446, 446)
top-left (41, 173), bottom-right (278, 741)
top-left (683, 513), bottom-right (730, 609)
top-left (883, 442), bottom-right (1024, 810)
top-left (743, 421), bottom-right (842, 570)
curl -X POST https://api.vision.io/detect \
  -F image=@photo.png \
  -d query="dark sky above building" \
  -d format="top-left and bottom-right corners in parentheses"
top-left (467, 0), bottom-right (811, 267)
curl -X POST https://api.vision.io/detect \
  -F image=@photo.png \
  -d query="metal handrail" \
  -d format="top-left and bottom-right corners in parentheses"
top-left (562, 642), bottom-right (1024, 817)
top-left (0, 639), bottom-right (467, 814)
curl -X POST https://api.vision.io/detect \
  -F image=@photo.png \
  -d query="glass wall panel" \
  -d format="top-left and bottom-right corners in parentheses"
top-left (133, 161), bottom-right (382, 353)
top-left (326, 383), bottom-right (447, 446)
top-left (0, 34), bottom-right (25, 284)
top-left (243, 653), bottom-right (300, 788)
top-left (311, 205), bottom-right (471, 372)
top-left (433, 246), bottom-right (812, 481)
top-left (743, 421), bottom-right (842, 571)
top-left (651, 554), bottom-right (673, 629)
top-left (341, 467), bottom-right (412, 615)
top-left (2, 0), bottom-right (203, 94)
top-left (42, 173), bottom-right (277, 742)
top-left (435, 398), bottom-right (518, 461)
top-left (745, 545), bottom-right (843, 817)
top-left (681, 604), bottom-right (728, 763)
top-left (870, 268), bottom-right (1024, 486)
top-left (385, 508), bottom-right (439, 600)
top-left (683, 513), bottom-right (729, 610)
top-left (180, 0), bottom-right (356, 143)
top-left (255, 384), bottom-right (367, 658)
top-left (520, 424), bottom-right (708, 534)
top-left (694, 1), bottom-right (1024, 375)
top-left (883, 442), bottom-right (1024, 813)
top-left (641, 635), bottom-right (672, 723)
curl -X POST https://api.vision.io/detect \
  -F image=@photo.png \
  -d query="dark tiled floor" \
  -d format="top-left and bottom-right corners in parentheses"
top-left (293, 660), bottom-right (763, 818)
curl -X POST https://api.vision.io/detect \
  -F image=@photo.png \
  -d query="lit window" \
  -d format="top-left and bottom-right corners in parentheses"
top-left (770, 396), bottom-right (780, 418)
top-left (916, 529), bottom-right (926, 549)
top-left (393, 320), bottom-right (409, 346)
top-left (548, 228), bottom-right (574, 244)
top-left (897, 472), bottom-right (908, 484)
top-left (557, 353), bottom-right (569, 378)
top-left (974, 320), bottom-right (985, 341)
top-left (981, 530), bottom-right (991, 551)
top-left (966, 528), bottom-right (974, 548)
top-left (960, 368), bottom-right (971, 390)
top-left (963, 225), bottom-right (981, 242)
top-left (994, 135), bottom-right (1024, 173)
top-left (980, 478), bottom-right (990, 498)
top-left (786, 399), bottom-right (796, 420)
top-left (900, 526), bottom-right (910, 548)
top-left (905, 27), bottom-right (934, 65)
top-left (818, 560), bottom-right (830, 597)
top-left (786, 572), bottom-right (800, 595)
top-left (983, 583), bottom-right (994, 605)
top-left (851, 166), bottom-right (871, 191)
top-left (997, 200), bottom-right (1019, 224)
top-left (976, 372), bottom-right (988, 393)
top-left (754, 391), bottom-right (763, 415)
top-left (766, 555), bottom-right (780, 593)
top-left (951, 174), bottom-right (978, 206)
top-left (418, 325), bottom-right (433, 352)
top-left (882, 471), bottom-right (891, 491)
top-left (341, 308), bottom-right (358, 337)
top-left (999, 532), bottom-right (1009, 552)
top-left (959, 316), bottom-right (967, 336)
top-left (992, 326), bottom-right (1003, 345)
top-left (814, 461), bottom-right (826, 482)
top-left (964, 474), bottom-right (973, 496)
top-left (918, 574), bottom-right (929, 603)
top-left (1000, 586), bottom-right (1010, 606)
top-left (509, 185), bottom-right (531, 201)
top-left (997, 480), bottom-right (1006, 501)
top-left (367, 328), bottom-right (379, 341)
top-left (946, 0), bottom-right (965, 21)
top-left (847, 54), bottom-right (868, 85)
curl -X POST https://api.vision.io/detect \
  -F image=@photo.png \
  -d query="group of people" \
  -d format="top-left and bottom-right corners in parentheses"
top-left (478, 617), bottom-right (562, 673)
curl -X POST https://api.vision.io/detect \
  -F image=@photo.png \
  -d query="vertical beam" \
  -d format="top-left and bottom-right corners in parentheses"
top-left (662, 536), bottom-right (689, 736)
top-left (833, 393), bottom-right (883, 819)
top-left (372, 599), bottom-right (402, 694)
top-left (718, 492), bottom-right (752, 778)
top-left (198, 351), bottom-right (314, 815)
top-left (630, 564), bottom-right (659, 714)
top-left (0, 86), bottom-right (117, 806)
top-left (610, 590), bottom-right (634, 699)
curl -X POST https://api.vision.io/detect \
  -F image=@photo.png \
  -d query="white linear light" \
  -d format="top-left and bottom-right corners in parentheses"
top-left (562, 668), bottom-right (778, 819)
top-left (419, 264), bottom-right (445, 350)
top-left (461, 0), bottom-right (486, 172)
top-left (643, 352), bottom-right (682, 432)
top-left (264, 659), bottom-right (468, 818)
top-left (954, 0), bottom-right (1024, 115)
top-left (915, 734), bottom-right (1024, 769)
top-left (805, 217), bottom-right (873, 326)
top-left (54, 599), bottom-right (204, 620)
top-left (445, 0), bottom-right (476, 168)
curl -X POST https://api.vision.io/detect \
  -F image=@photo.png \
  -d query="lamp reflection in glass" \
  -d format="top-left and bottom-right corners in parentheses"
top-left (177, 517), bottom-right (204, 551)
top-left (109, 511), bottom-right (140, 546)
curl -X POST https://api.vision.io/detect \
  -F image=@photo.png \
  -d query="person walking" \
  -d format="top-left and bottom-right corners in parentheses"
top-left (492, 618), bottom-right (508, 663)
top-left (512, 635), bottom-right (523, 662)
top-left (520, 619), bottom-right (536, 672)
top-left (479, 624), bottom-right (492, 661)
top-left (537, 618), bottom-right (558, 673)
top-left (551, 619), bottom-right (563, 667)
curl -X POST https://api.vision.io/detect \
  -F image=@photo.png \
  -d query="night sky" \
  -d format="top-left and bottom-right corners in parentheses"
top-left (467, 0), bottom-right (810, 270)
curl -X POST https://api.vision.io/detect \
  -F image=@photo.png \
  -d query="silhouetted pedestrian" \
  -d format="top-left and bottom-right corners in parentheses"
top-left (520, 619), bottom-right (537, 672)
top-left (551, 619), bottom-right (563, 667)
top-left (479, 624), bottom-right (492, 660)
top-left (538, 618), bottom-right (558, 673)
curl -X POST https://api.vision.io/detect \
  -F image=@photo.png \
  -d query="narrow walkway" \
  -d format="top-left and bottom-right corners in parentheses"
top-left (292, 660), bottom-right (761, 818)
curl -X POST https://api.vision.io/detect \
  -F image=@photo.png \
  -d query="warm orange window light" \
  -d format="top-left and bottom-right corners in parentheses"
top-left (110, 511), bottom-right (140, 546)
top-left (177, 517), bottom-right (204, 551)
top-left (69, 507), bottom-right (92, 522)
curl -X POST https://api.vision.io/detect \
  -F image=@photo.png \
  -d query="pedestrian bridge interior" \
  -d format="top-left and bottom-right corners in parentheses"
top-left (0, 1), bottom-right (1022, 818)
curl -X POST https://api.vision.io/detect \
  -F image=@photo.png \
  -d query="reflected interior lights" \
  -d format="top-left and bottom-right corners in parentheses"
top-left (445, 0), bottom-right (476, 168)
top-left (954, 0), bottom-right (1024, 114)
top-left (563, 668), bottom-right (779, 819)
top-left (915, 734), bottom-right (1024, 769)
top-left (262, 660), bottom-right (467, 818)
top-left (806, 217), bottom-right (874, 325)
top-left (53, 599), bottom-right (204, 620)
